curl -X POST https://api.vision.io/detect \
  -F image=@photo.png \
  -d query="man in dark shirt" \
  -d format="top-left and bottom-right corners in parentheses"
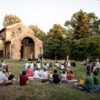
top-left (53, 70), bottom-right (60, 84)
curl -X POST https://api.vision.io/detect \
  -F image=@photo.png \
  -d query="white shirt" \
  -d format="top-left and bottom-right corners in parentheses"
top-left (42, 71), bottom-right (48, 79)
top-left (61, 73), bottom-right (67, 81)
top-left (55, 63), bottom-right (59, 68)
top-left (0, 72), bottom-right (8, 83)
top-left (68, 62), bottom-right (71, 67)
top-left (61, 65), bottom-right (64, 70)
top-left (33, 70), bottom-right (40, 78)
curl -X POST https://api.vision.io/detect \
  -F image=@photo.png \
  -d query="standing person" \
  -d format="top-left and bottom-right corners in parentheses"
top-left (86, 60), bottom-right (94, 74)
top-left (94, 59), bottom-right (100, 73)
top-left (19, 71), bottom-right (29, 86)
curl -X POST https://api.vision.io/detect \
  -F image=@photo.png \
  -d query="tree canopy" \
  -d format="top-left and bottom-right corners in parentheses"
top-left (3, 14), bottom-right (22, 27)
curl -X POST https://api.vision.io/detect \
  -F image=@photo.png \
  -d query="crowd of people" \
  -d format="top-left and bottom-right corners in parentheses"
top-left (19, 60), bottom-right (77, 85)
top-left (0, 59), bottom-right (100, 92)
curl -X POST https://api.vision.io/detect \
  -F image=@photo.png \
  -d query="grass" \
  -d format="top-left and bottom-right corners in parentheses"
top-left (0, 59), bottom-right (100, 100)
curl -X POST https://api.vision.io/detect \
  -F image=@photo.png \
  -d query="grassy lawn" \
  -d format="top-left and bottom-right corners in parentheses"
top-left (0, 59), bottom-right (100, 100)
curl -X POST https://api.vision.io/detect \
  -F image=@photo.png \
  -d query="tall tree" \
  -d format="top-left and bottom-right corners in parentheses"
top-left (44, 24), bottom-right (69, 59)
top-left (65, 10), bottom-right (99, 39)
top-left (48, 24), bottom-right (68, 36)
top-left (3, 14), bottom-right (22, 27)
top-left (71, 10), bottom-right (89, 39)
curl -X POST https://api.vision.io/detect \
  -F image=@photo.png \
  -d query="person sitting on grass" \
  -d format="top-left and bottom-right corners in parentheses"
top-left (83, 72), bottom-right (94, 91)
top-left (19, 70), bottom-right (29, 86)
top-left (61, 71), bottom-right (67, 83)
top-left (33, 68), bottom-right (40, 79)
top-left (74, 72), bottom-right (94, 91)
top-left (67, 71), bottom-right (75, 80)
top-left (0, 70), bottom-right (13, 86)
top-left (26, 66), bottom-right (33, 78)
top-left (52, 70), bottom-right (60, 84)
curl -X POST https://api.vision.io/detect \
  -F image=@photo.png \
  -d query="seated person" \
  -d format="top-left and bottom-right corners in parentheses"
top-left (84, 72), bottom-right (95, 91)
top-left (61, 71), bottom-right (67, 82)
top-left (33, 68), bottom-right (40, 79)
top-left (26, 66), bottom-right (33, 77)
top-left (42, 69), bottom-right (49, 79)
top-left (0, 70), bottom-right (12, 85)
top-left (67, 71), bottom-right (74, 80)
top-left (74, 72), bottom-right (94, 91)
top-left (19, 71), bottom-right (29, 86)
top-left (52, 70), bottom-right (60, 84)
top-left (63, 66), bottom-right (67, 72)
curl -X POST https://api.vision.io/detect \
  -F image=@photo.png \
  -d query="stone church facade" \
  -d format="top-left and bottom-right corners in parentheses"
top-left (0, 23), bottom-right (43, 60)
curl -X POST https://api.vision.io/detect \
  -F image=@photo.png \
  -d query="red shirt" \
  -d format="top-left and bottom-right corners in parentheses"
top-left (64, 67), bottom-right (67, 72)
top-left (67, 73), bottom-right (74, 80)
top-left (19, 75), bottom-right (28, 86)
top-left (26, 68), bottom-right (33, 77)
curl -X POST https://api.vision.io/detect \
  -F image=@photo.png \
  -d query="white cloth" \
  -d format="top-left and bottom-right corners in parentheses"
top-left (33, 70), bottom-right (40, 78)
top-left (42, 71), bottom-right (48, 79)
top-left (68, 62), bottom-right (71, 67)
top-left (0, 72), bottom-right (8, 83)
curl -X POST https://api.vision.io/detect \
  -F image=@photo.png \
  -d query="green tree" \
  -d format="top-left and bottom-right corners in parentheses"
top-left (65, 10), bottom-right (100, 39)
top-left (3, 14), bottom-right (22, 27)
top-left (28, 25), bottom-right (41, 36)
top-left (29, 25), bottom-right (46, 41)
top-left (44, 24), bottom-right (70, 59)
top-left (71, 10), bottom-right (89, 39)
top-left (48, 24), bottom-right (68, 36)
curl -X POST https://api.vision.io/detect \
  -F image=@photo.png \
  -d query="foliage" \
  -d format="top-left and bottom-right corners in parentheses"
top-left (3, 14), bottom-right (22, 27)
top-left (70, 35), bottom-right (100, 60)
top-left (44, 24), bottom-right (69, 59)
top-left (65, 10), bottom-right (100, 39)
top-left (29, 25), bottom-right (46, 41)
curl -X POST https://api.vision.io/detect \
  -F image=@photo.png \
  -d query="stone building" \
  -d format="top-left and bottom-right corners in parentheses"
top-left (0, 23), bottom-right (43, 60)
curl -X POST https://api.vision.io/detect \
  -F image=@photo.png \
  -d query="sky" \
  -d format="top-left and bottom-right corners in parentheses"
top-left (0, 0), bottom-right (100, 32)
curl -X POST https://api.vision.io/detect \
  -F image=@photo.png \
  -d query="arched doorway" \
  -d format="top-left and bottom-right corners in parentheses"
top-left (20, 37), bottom-right (34, 60)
